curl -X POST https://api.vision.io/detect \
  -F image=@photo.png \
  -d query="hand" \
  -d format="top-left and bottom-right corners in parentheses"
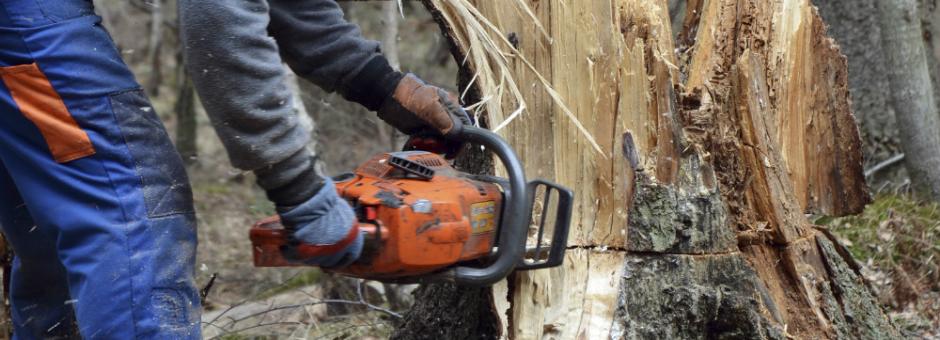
top-left (277, 178), bottom-right (363, 268)
top-left (377, 73), bottom-right (473, 140)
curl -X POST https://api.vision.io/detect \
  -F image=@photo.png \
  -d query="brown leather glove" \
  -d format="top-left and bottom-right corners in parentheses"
top-left (377, 74), bottom-right (472, 138)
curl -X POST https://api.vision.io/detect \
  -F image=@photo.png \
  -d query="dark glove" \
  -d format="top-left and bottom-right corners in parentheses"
top-left (377, 73), bottom-right (472, 142)
top-left (277, 178), bottom-right (363, 268)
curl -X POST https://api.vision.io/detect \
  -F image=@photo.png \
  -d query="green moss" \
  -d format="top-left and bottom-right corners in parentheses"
top-left (196, 182), bottom-right (233, 195)
top-left (822, 194), bottom-right (940, 269)
top-left (821, 194), bottom-right (940, 336)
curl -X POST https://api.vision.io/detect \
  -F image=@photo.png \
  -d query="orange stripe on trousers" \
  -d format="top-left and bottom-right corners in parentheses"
top-left (0, 63), bottom-right (95, 163)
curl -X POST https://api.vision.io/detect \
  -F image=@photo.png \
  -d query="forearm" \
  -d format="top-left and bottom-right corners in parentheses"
top-left (268, 0), bottom-right (402, 110)
top-left (179, 0), bottom-right (321, 205)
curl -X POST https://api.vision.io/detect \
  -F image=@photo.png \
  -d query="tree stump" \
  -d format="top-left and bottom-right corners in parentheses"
top-left (394, 1), bottom-right (898, 339)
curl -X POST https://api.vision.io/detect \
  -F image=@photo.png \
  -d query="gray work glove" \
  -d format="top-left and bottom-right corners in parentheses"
top-left (276, 178), bottom-right (363, 268)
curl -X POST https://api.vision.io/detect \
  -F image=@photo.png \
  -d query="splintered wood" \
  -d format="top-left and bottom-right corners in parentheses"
top-left (406, 0), bottom-right (895, 339)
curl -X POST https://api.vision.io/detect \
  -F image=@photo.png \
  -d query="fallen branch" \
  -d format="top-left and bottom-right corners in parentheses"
top-left (865, 153), bottom-right (906, 178)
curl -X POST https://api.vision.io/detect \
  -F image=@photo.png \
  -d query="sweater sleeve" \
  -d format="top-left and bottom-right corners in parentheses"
top-left (179, 0), bottom-right (321, 206)
top-left (267, 0), bottom-right (402, 111)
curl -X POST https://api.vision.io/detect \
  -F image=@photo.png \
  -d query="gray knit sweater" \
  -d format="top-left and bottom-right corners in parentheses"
top-left (179, 0), bottom-right (401, 206)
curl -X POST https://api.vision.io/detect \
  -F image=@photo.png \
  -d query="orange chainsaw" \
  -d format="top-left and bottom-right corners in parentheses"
top-left (249, 126), bottom-right (572, 286)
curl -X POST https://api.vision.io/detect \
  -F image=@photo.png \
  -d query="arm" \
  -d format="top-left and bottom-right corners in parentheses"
top-left (266, 0), bottom-right (402, 111)
top-left (266, 0), bottom-right (471, 150)
top-left (179, 0), bottom-right (320, 206)
top-left (179, 0), bottom-right (469, 268)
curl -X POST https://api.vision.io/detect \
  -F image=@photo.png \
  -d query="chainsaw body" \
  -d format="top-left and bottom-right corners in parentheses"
top-left (250, 126), bottom-right (573, 286)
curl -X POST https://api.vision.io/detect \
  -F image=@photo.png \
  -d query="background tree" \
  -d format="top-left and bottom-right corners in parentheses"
top-left (818, 0), bottom-right (940, 201)
top-left (878, 0), bottom-right (940, 202)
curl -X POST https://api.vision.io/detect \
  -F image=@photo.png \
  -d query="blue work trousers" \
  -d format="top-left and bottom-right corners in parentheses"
top-left (0, 1), bottom-right (200, 338)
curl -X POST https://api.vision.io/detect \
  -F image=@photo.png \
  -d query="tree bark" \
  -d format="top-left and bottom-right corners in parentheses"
top-left (380, 1), bottom-right (406, 153)
top-left (174, 75), bottom-right (197, 165)
top-left (815, 0), bottom-right (901, 170)
top-left (669, 0), bottom-right (687, 38)
top-left (922, 0), bottom-right (940, 124)
top-left (146, 0), bottom-right (164, 97)
top-left (878, 0), bottom-right (940, 202)
top-left (394, 1), bottom-right (896, 339)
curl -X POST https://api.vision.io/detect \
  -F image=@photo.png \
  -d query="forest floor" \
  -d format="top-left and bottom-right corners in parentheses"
top-left (825, 195), bottom-right (940, 338)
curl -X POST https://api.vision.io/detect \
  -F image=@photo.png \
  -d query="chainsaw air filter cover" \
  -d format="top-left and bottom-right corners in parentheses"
top-left (332, 151), bottom-right (504, 281)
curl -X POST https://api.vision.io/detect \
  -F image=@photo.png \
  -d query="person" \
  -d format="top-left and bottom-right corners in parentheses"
top-left (0, 0), bottom-right (465, 338)
top-left (179, 0), bottom-right (469, 275)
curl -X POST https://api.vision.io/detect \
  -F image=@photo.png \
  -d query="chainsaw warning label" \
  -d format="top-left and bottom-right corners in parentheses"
top-left (470, 201), bottom-right (497, 234)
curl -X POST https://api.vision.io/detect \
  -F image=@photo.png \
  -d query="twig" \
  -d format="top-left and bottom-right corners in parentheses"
top-left (311, 323), bottom-right (381, 340)
top-left (201, 297), bottom-right (403, 334)
top-left (207, 321), bottom-right (305, 340)
top-left (218, 299), bottom-right (372, 326)
top-left (355, 280), bottom-right (403, 319)
top-left (200, 272), bottom-right (218, 304)
top-left (206, 270), bottom-right (307, 324)
top-left (865, 153), bottom-right (906, 178)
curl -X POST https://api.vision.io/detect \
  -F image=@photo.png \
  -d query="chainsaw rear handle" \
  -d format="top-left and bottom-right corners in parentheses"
top-left (285, 222), bottom-right (361, 261)
top-left (436, 125), bottom-right (528, 286)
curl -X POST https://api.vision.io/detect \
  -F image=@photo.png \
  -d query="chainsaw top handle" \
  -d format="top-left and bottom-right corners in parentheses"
top-left (433, 125), bottom-right (528, 287)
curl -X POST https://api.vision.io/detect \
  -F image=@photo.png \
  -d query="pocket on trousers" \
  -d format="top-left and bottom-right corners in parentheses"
top-left (109, 89), bottom-right (195, 217)
top-left (0, 63), bottom-right (96, 163)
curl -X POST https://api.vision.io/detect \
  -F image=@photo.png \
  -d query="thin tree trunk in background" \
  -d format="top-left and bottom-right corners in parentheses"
top-left (381, 1), bottom-right (404, 151)
top-left (815, 0), bottom-right (900, 177)
top-left (174, 75), bottom-right (197, 165)
top-left (286, 69), bottom-right (313, 134)
top-left (879, 0), bottom-right (940, 202)
top-left (285, 67), bottom-right (321, 167)
top-left (382, 2), bottom-right (401, 70)
top-left (395, 1), bottom-right (894, 338)
top-left (171, 0), bottom-right (196, 165)
top-left (923, 0), bottom-right (940, 121)
top-left (379, 0), bottom-right (409, 312)
top-left (668, 0), bottom-right (686, 39)
top-left (146, 0), bottom-right (164, 97)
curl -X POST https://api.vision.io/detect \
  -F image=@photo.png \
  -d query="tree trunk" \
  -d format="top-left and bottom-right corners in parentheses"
top-left (394, 1), bottom-right (897, 339)
top-left (922, 0), bottom-right (940, 118)
top-left (380, 0), bottom-right (406, 153)
top-left (146, 0), bottom-right (163, 97)
top-left (174, 75), bottom-right (197, 165)
top-left (878, 0), bottom-right (940, 202)
top-left (815, 0), bottom-right (901, 175)
top-left (669, 0), bottom-right (687, 38)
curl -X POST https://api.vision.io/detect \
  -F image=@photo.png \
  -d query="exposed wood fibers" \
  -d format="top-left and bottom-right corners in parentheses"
top-left (411, 0), bottom-right (888, 339)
